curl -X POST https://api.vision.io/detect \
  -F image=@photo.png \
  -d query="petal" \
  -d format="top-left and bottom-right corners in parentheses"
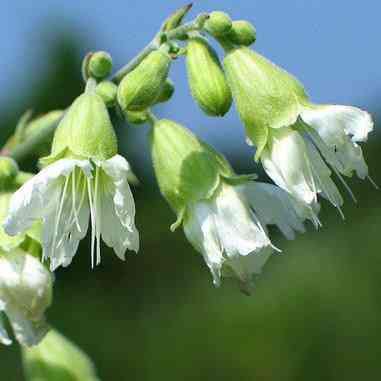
top-left (304, 140), bottom-right (344, 210)
top-left (261, 128), bottom-right (316, 205)
top-left (184, 202), bottom-right (224, 286)
top-left (5, 306), bottom-right (49, 347)
top-left (0, 251), bottom-right (53, 321)
top-left (301, 106), bottom-right (371, 179)
top-left (243, 182), bottom-right (307, 240)
top-left (301, 105), bottom-right (373, 143)
top-left (213, 184), bottom-right (271, 258)
top-left (222, 246), bottom-right (273, 283)
top-left (4, 159), bottom-right (92, 237)
top-left (98, 155), bottom-right (139, 257)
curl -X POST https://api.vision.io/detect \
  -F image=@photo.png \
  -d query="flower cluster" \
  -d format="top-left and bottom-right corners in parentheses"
top-left (0, 7), bottom-right (376, 371)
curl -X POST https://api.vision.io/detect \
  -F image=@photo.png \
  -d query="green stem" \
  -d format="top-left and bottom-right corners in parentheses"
top-left (164, 13), bottom-right (209, 41)
top-left (8, 117), bottom-right (62, 162)
top-left (4, 14), bottom-right (209, 162)
top-left (111, 39), bottom-right (160, 84)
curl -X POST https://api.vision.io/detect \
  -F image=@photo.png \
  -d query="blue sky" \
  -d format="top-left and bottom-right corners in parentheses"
top-left (1, 1), bottom-right (380, 159)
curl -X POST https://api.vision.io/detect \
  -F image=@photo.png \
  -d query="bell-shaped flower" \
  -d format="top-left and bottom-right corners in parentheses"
top-left (0, 249), bottom-right (53, 347)
top-left (4, 86), bottom-right (139, 271)
top-left (150, 118), bottom-right (310, 292)
top-left (223, 46), bottom-right (374, 214)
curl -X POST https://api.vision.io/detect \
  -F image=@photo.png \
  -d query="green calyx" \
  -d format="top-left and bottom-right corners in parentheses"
top-left (150, 119), bottom-right (234, 223)
top-left (223, 46), bottom-right (309, 160)
top-left (50, 92), bottom-right (118, 161)
top-left (186, 36), bottom-right (232, 117)
top-left (117, 49), bottom-right (172, 112)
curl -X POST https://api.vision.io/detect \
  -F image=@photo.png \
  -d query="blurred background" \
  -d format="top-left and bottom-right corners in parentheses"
top-left (1, 1), bottom-right (381, 380)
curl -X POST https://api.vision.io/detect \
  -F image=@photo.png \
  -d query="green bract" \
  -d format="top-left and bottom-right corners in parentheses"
top-left (205, 11), bottom-right (232, 37)
top-left (150, 119), bottom-right (233, 218)
top-left (117, 49), bottom-right (171, 112)
top-left (228, 20), bottom-right (257, 46)
top-left (50, 92), bottom-right (118, 161)
top-left (186, 36), bottom-right (232, 117)
top-left (22, 330), bottom-right (100, 381)
top-left (223, 46), bottom-right (309, 159)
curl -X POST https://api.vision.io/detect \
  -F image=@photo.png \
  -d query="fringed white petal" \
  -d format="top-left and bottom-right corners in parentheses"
top-left (261, 128), bottom-right (317, 205)
top-left (184, 202), bottom-right (224, 286)
top-left (98, 155), bottom-right (139, 259)
top-left (4, 159), bottom-right (91, 236)
top-left (301, 105), bottom-right (372, 179)
top-left (184, 183), bottom-right (273, 288)
top-left (243, 182), bottom-right (307, 240)
top-left (302, 105), bottom-right (373, 143)
top-left (3, 159), bottom-right (92, 271)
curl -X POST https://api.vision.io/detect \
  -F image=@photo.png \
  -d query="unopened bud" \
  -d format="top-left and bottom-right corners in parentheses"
top-left (186, 36), bottom-right (232, 116)
top-left (117, 49), bottom-right (171, 112)
top-left (88, 51), bottom-right (113, 79)
top-left (228, 20), bottom-right (257, 46)
top-left (155, 79), bottom-right (175, 104)
top-left (205, 11), bottom-right (232, 37)
top-left (96, 81), bottom-right (118, 107)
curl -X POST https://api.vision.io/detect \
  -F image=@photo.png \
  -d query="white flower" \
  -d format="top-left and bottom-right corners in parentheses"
top-left (0, 249), bottom-right (53, 346)
top-left (301, 105), bottom-right (375, 184)
top-left (183, 181), bottom-right (307, 292)
top-left (260, 111), bottom-right (373, 219)
top-left (4, 155), bottom-right (139, 271)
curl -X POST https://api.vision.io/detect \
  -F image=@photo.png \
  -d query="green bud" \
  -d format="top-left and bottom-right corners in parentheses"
top-left (22, 329), bottom-right (100, 381)
top-left (154, 79), bottom-right (175, 104)
top-left (96, 81), bottom-right (118, 107)
top-left (150, 119), bottom-right (233, 216)
top-left (117, 49), bottom-right (171, 112)
top-left (186, 36), bottom-right (232, 116)
top-left (88, 51), bottom-right (113, 79)
top-left (205, 11), bottom-right (232, 37)
top-left (228, 20), bottom-right (257, 46)
top-left (0, 157), bottom-right (18, 191)
top-left (51, 92), bottom-right (118, 161)
top-left (126, 110), bottom-right (149, 125)
top-left (223, 47), bottom-right (309, 159)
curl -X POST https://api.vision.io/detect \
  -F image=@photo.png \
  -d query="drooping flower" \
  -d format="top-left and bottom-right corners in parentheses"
top-left (4, 86), bottom-right (139, 271)
top-left (0, 249), bottom-right (53, 347)
top-left (223, 46), bottom-right (374, 214)
top-left (150, 118), bottom-right (310, 292)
